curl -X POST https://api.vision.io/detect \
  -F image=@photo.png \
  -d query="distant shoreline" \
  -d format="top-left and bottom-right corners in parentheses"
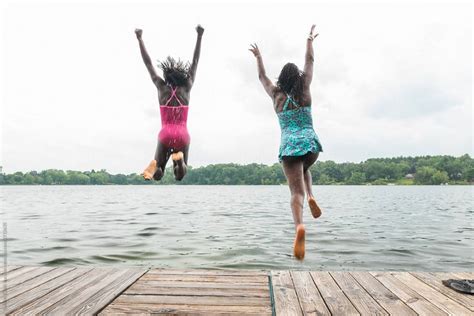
top-left (0, 183), bottom-right (472, 186)
top-left (1, 154), bottom-right (472, 186)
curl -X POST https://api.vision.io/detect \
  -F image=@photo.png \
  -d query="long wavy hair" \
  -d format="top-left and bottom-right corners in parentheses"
top-left (276, 63), bottom-right (305, 99)
top-left (158, 56), bottom-right (190, 87)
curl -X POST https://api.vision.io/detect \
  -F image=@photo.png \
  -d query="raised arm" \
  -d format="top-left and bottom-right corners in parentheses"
top-left (135, 29), bottom-right (165, 88)
top-left (188, 25), bottom-right (204, 85)
top-left (303, 25), bottom-right (318, 88)
top-left (249, 44), bottom-right (275, 98)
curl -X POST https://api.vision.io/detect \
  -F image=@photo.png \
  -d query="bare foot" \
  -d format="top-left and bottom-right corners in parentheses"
top-left (308, 197), bottom-right (322, 219)
top-left (171, 151), bottom-right (184, 162)
top-left (293, 224), bottom-right (305, 260)
top-left (142, 160), bottom-right (158, 180)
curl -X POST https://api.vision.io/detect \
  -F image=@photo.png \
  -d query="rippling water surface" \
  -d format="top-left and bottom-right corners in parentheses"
top-left (1, 185), bottom-right (472, 271)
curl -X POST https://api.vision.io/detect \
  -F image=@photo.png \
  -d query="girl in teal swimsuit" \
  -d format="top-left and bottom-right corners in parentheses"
top-left (249, 25), bottom-right (322, 260)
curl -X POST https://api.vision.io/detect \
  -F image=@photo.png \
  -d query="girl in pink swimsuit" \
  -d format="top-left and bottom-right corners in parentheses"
top-left (134, 25), bottom-right (204, 181)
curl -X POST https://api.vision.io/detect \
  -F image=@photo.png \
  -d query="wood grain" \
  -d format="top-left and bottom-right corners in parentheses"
top-left (392, 272), bottom-right (472, 315)
top-left (290, 271), bottom-right (330, 316)
top-left (411, 272), bottom-right (474, 311)
top-left (351, 272), bottom-right (416, 316)
top-left (271, 270), bottom-right (303, 316)
top-left (331, 271), bottom-right (388, 316)
top-left (370, 272), bottom-right (446, 315)
top-left (310, 271), bottom-right (360, 316)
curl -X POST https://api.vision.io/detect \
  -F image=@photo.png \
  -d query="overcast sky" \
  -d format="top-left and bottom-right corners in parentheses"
top-left (0, 1), bottom-right (472, 174)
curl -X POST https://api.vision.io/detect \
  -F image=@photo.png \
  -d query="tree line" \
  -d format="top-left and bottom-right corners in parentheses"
top-left (1, 154), bottom-right (472, 185)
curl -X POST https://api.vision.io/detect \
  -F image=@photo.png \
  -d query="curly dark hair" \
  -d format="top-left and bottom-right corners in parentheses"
top-left (276, 63), bottom-right (305, 99)
top-left (158, 56), bottom-right (190, 87)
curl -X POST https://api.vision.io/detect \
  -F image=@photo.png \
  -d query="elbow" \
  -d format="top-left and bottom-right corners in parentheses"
top-left (305, 55), bottom-right (314, 63)
top-left (258, 73), bottom-right (266, 80)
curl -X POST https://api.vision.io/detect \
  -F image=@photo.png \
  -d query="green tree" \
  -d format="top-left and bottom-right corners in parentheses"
top-left (466, 168), bottom-right (474, 182)
top-left (89, 171), bottom-right (109, 185)
top-left (415, 166), bottom-right (436, 184)
top-left (431, 171), bottom-right (449, 185)
top-left (347, 172), bottom-right (366, 185)
top-left (317, 174), bottom-right (334, 185)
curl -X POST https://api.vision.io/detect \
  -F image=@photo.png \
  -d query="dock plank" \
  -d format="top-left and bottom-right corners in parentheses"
top-left (331, 271), bottom-right (388, 316)
top-left (0, 267), bottom-right (75, 303)
top-left (103, 269), bottom-right (271, 315)
top-left (39, 268), bottom-right (137, 314)
top-left (392, 272), bottom-right (472, 316)
top-left (1, 266), bottom-right (56, 292)
top-left (1, 266), bottom-right (40, 284)
top-left (452, 272), bottom-right (474, 280)
top-left (271, 271), bottom-right (302, 316)
top-left (101, 303), bottom-right (272, 315)
top-left (351, 272), bottom-right (416, 315)
top-left (141, 273), bottom-right (268, 284)
top-left (310, 271), bottom-right (360, 316)
top-left (127, 280), bottom-right (268, 290)
top-left (0, 266), bottom-right (21, 276)
top-left (63, 268), bottom-right (146, 315)
top-left (126, 285), bottom-right (270, 298)
top-left (148, 269), bottom-right (268, 276)
top-left (7, 268), bottom-right (92, 314)
top-left (12, 268), bottom-right (112, 314)
top-left (411, 272), bottom-right (473, 311)
top-left (371, 272), bottom-right (446, 315)
top-left (110, 293), bottom-right (270, 306)
top-left (290, 271), bottom-right (330, 316)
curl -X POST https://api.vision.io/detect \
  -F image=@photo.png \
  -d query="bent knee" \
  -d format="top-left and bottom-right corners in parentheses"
top-left (290, 191), bottom-right (305, 200)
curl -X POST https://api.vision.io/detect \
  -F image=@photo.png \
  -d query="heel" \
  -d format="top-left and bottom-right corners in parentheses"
top-left (171, 151), bottom-right (184, 161)
top-left (308, 197), bottom-right (322, 219)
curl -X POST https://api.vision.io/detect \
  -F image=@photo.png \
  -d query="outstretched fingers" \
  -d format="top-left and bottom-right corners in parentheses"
top-left (249, 43), bottom-right (260, 57)
top-left (309, 25), bottom-right (319, 40)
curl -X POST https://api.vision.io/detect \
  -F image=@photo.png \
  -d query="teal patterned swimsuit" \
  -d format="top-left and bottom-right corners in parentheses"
top-left (277, 95), bottom-right (323, 161)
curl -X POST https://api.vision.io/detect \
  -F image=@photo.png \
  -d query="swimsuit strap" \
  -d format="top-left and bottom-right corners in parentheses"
top-left (283, 95), bottom-right (300, 111)
top-left (164, 86), bottom-right (184, 106)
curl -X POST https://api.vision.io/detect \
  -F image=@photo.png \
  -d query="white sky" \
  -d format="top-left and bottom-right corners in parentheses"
top-left (0, 1), bottom-right (472, 174)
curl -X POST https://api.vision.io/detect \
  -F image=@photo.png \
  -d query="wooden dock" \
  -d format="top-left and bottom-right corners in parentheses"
top-left (1, 266), bottom-right (472, 315)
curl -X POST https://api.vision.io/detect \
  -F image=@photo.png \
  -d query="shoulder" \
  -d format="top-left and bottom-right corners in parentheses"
top-left (272, 86), bottom-right (284, 98)
top-left (154, 77), bottom-right (167, 89)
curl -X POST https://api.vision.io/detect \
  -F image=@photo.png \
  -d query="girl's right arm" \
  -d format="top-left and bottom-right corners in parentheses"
top-left (249, 44), bottom-right (275, 98)
top-left (303, 25), bottom-right (318, 89)
top-left (135, 29), bottom-right (165, 88)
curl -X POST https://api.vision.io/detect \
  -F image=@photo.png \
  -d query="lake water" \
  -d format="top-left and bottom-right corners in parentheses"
top-left (1, 186), bottom-right (472, 271)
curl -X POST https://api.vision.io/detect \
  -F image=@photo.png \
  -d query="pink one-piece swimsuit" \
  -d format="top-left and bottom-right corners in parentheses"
top-left (158, 86), bottom-right (190, 151)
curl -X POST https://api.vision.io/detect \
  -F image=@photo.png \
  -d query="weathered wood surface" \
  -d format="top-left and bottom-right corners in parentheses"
top-left (102, 268), bottom-right (272, 315)
top-left (1, 267), bottom-right (472, 315)
top-left (272, 271), bottom-right (473, 316)
top-left (2, 266), bottom-right (146, 315)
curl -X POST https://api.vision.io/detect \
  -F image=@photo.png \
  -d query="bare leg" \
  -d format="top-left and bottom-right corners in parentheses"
top-left (143, 141), bottom-right (167, 180)
top-left (303, 170), bottom-right (314, 199)
top-left (303, 152), bottom-right (321, 218)
top-left (282, 157), bottom-right (306, 260)
top-left (282, 158), bottom-right (305, 227)
top-left (172, 145), bottom-right (189, 181)
top-left (152, 141), bottom-right (170, 181)
top-left (142, 160), bottom-right (157, 180)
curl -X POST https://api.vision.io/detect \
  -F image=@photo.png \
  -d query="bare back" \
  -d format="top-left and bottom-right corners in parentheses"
top-left (272, 87), bottom-right (312, 113)
top-left (157, 83), bottom-right (192, 106)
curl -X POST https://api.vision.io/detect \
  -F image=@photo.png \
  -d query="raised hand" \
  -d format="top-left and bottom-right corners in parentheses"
top-left (196, 24), bottom-right (204, 36)
top-left (135, 28), bottom-right (143, 39)
top-left (308, 24), bottom-right (318, 41)
top-left (249, 43), bottom-right (261, 58)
